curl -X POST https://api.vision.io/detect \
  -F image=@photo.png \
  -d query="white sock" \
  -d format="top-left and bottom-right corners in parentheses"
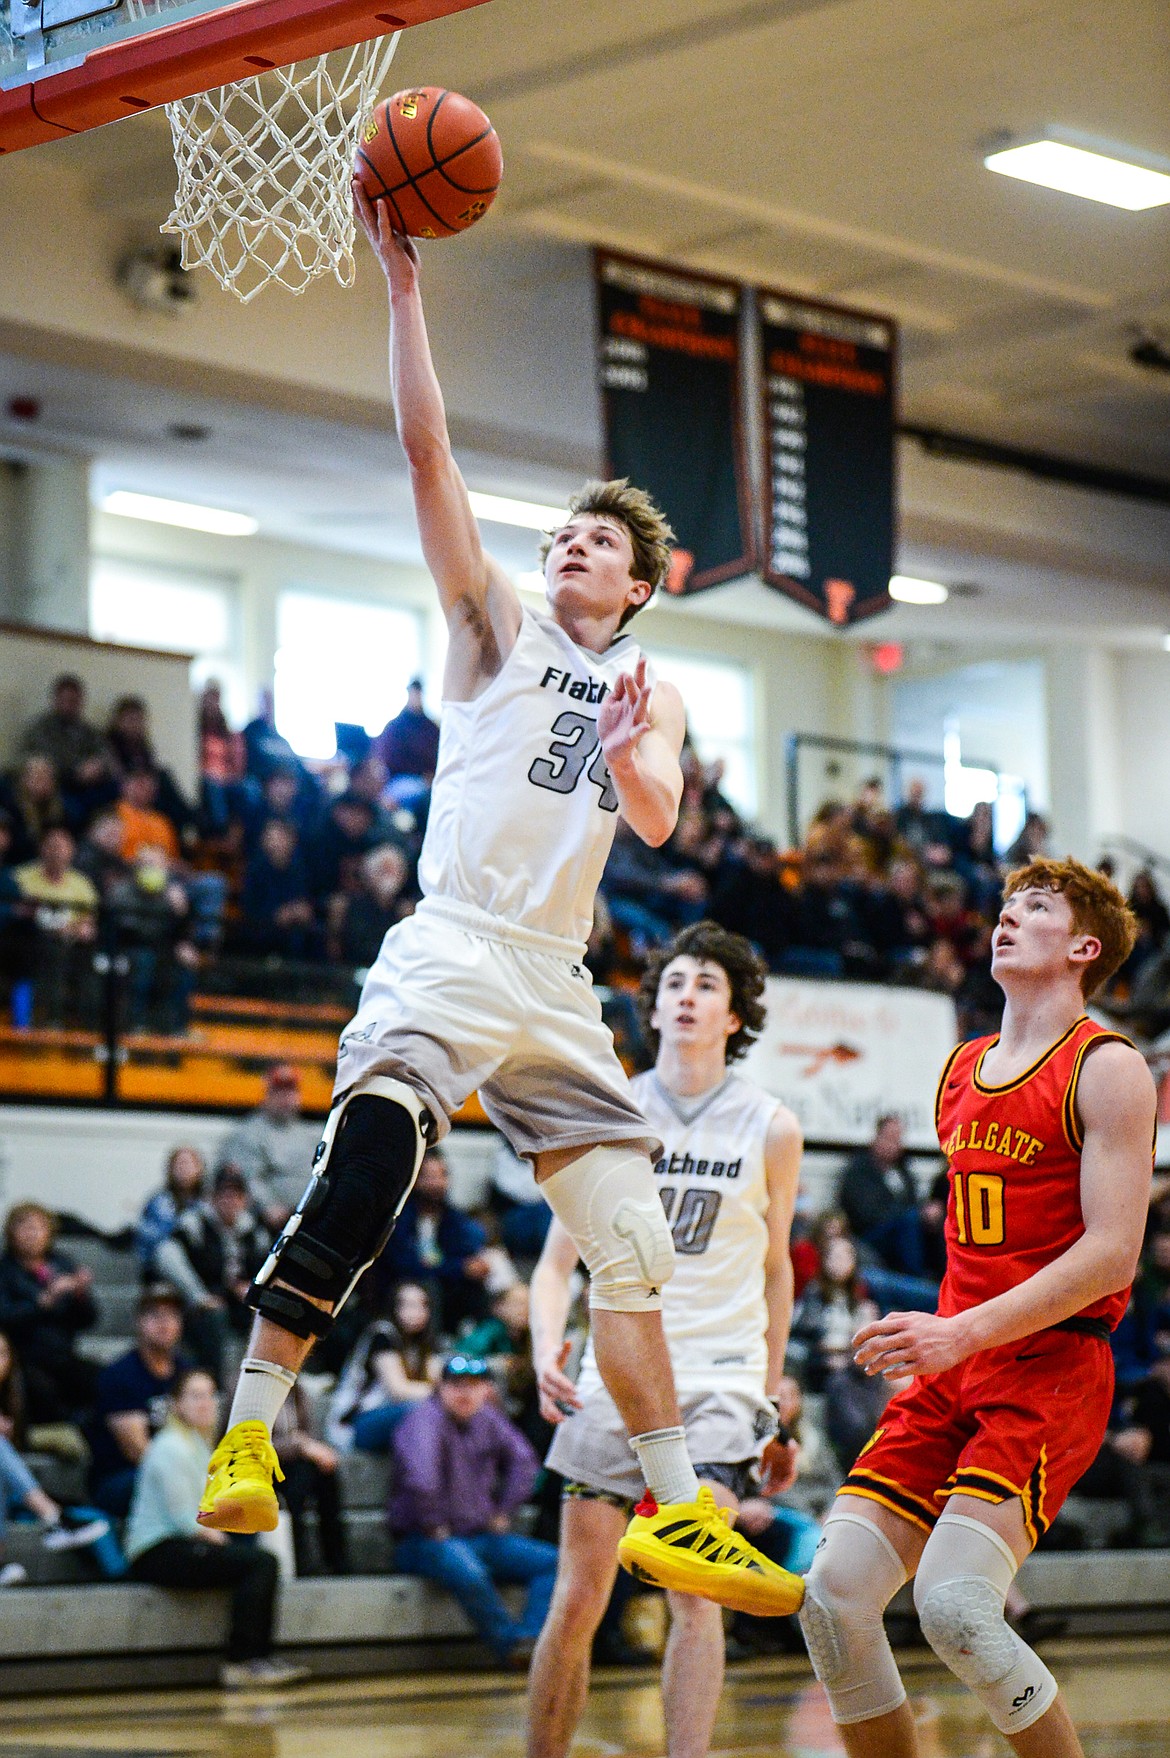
top-left (227, 1358), bottom-right (297, 1434)
top-left (629, 1426), bottom-right (700, 1505)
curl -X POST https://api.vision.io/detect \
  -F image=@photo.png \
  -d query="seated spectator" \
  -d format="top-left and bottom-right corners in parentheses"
top-left (0, 755), bottom-right (67, 866)
top-left (709, 834), bottom-right (799, 970)
top-left (602, 816), bottom-right (707, 954)
top-left (242, 688), bottom-right (307, 788)
top-left (0, 1402), bottom-right (117, 1588)
top-left (305, 791), bottom-right (379, 906)
top-left (375, 677), bottom-right (439, 791)
top-left (153, 1167), bottom-right (271, 1380)
top-left (859, 858), bottom-right (932, 972)
top-left (218, 1065), bottom-right (318, 1232)
top-left (87, 1284), bottom-right (190, 1518)
top-left (113, 769), bottom-right (181, 865)
top-left (346, 753), bottom-right (406, 845)
top-left (13, 827), bottom-right (98, 1026)
top-left (788, 1234), bottom-right (878, 1394)
top-left (326, 843), bottom-right (414, 968)
top-left (124, 1368), bottom-right (307, 1688)
top-left (787, 850), bottom-right (869, 978)
top-left (1118, 869), bottom-right (1170, 992)
top-left (485, 1141), bottom-right (552, 1263)
top-left (894, 777), bottom-right (953, 865)
top-left (19, 674), bottom-right (117, 825)
top-left (271, 1383), bottom-right (348, 1576)
top-left (105, 696), bottom-right (196, 841)
top-left (837, 1115), bottom-right (928, 1282)
top-left (951, 799), bottom-right (1001, 916)
top-left (240, 761), bottom-right (312, 854)
top-left (461, 1283), bottom-right (543, 1447)
top-left (389, 1355), bottom-right (558, 1664)
top-left (75, 808), bottom-right (131, 898)
top-left (239, 818), bottom-right (319, 960)
top-left (0, 1201), bottom-right (97, 1426)
top-left (104, 845), bottom-right (199, 1035)
top-left (198, 679), bottom-right (250, 836)
top-left (378, 1148), bottom-right (493, 1332)
top-left (1005, 810), bottom-right (1050, 867)
top-left (326, 1281), bottom-right (442, 1452)
top-left (135, 1147), bottom-right (208, 1271)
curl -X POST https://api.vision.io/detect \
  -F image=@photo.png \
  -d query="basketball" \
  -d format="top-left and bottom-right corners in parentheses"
top-left (354, 86), bottom-right (503, 239)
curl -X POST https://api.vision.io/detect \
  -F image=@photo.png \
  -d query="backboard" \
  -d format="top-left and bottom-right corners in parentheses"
top-left (0, 0), bottom-right (487, 152)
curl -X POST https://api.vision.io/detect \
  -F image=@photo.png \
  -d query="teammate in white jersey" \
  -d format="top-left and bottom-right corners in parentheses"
top-left (527, 923), bottom-right (803, 1758)
top-left (197, 195), bottom-right (804, 1616)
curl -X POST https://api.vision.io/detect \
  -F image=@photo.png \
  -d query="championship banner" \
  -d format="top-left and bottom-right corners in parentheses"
top-left (756, 291), bottom-right (897, 625)
top-left (596, 250), bottom-right (754, 594)
top-left (738, 978), bottom-right (956, 1151)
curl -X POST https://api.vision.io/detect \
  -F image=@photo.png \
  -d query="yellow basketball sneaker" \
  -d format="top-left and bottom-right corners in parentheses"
top-left (198, 1421), bottom-right (284, 1534)
top-left (617, 1485), bottom-right (805, 1617)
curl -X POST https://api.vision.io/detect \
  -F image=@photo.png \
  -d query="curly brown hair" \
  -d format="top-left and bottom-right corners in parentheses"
top-left (1002, 857), bottom-right (1138, 997)
top-left (637, 921), bottom-right (768, 1065)
top-left (538, 478), bottom-right (675, 631)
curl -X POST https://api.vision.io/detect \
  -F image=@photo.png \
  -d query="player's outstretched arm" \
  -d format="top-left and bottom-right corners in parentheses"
top-left (854, 1040), bottom-right (1156, 1380)
top-left (760, 1106), bottom-right (802, 1492)
top-left (530, 1218), bottom-right (585, 1423)
top-left (353, 186), bottom-right (521, 681)
top-left (599, 662), bottom-right (685, 847)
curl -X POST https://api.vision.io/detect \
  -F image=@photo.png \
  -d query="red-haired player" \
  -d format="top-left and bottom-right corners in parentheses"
top-left (799, 858), bottom-right (1155, 1758)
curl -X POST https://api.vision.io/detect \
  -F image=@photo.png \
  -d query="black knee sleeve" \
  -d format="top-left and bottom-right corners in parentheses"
top-left (249, 1080), bottom-right (431, 1340)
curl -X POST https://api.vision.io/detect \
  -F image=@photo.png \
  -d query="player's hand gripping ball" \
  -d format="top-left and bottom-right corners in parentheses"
top-left (354, 86), bottom-right (502, 239)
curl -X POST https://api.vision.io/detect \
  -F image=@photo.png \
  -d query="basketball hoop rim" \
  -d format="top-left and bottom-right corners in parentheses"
top-left (0, 0), bottom-right (489, 152)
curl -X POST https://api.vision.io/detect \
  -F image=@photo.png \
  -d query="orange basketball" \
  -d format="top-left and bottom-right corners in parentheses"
top-left (355, 87), bottom-right (502, 239)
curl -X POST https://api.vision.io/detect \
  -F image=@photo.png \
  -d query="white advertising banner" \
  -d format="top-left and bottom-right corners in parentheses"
top-left (738, 978), bottom-right (959, 1151)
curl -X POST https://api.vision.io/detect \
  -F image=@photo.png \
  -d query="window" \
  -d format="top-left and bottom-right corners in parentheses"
top-left (654, 653), bottom-right (756, 815)
top-left (274, 591), bottom-right (424, 761)
top-left (90, 556), bottom-right (245, 719)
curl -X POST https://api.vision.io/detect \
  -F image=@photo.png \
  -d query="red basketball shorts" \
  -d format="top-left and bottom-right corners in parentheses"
top-left (839, 1326), bottom-right (1114, 1547)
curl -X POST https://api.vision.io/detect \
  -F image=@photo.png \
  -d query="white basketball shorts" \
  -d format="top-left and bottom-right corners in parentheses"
top-left (547, 1384), bottom-right (775, 1503)
top-left (333, 894), bottom-right (661, 1164)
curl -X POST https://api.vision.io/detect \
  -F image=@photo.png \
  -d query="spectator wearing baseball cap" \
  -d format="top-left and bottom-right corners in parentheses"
top-left (217, 1063), bottom-right (319, 1231)
top-left (88, 1284), bottom-right (192, 1518)
top-left (388, 1354), bottom-right (557, 1664)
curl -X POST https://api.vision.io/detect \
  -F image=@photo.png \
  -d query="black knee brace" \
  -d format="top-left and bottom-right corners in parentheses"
top-left (249, 1075), bottom-right (432, 1340)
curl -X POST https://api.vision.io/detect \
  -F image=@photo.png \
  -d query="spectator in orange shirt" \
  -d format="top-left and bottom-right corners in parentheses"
top-left (115, 772), bottom-right (181, 865)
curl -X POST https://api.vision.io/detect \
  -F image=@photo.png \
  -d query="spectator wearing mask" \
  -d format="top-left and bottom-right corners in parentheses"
top-left (153, 1167), bottom-right (271, 1379)
top-left (125, 1368), bottom-right (307, 1689)
top-left (326, 1281), bottom-right (442, 1453)
top-left (104, 845), bottom-right (199, 1034)
top-left (135, 1147), bottom-right (208, 1271)
top-left (0, 1202), bottom-right (97, 1426)
top-left (389, 1355), bottom-right (557, 1664)
top-left (88, 1285), bottom-right (190, 1517)
top-left (218, 1065), bottom-right (318, 1232)
top-left (379, 1148), bottom-right (493, 1332)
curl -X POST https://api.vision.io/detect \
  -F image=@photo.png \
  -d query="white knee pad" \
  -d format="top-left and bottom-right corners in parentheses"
top-left (541, 1146), bottom-right (675, 1312)
top-left (798, 1513), bottom-right (908, 1725)
top-left (913, 1512), bottom-right (1057, 1736)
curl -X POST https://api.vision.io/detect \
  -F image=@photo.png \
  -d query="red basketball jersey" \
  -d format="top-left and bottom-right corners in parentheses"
top-left (934, 1015), bottom-right (1132, 1331)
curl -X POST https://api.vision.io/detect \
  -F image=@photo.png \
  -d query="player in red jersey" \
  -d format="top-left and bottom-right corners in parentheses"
top-left (798, 857), bottom-right (1155, 1758)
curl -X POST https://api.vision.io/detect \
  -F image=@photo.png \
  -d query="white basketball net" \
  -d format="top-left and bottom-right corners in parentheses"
top-left (127, 5), bottom-right (399, 302)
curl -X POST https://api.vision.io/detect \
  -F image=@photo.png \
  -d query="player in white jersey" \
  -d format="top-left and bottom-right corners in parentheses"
top-left (527, 923), bottom-right (803, 1758)
top-left (196, 195), bottom-right (804, 1617)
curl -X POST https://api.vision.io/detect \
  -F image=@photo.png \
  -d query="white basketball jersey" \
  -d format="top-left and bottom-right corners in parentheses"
top-left (578, 1069), bottom-right (779, 1397)
top-left (419, 607), bottom-right (647, 946)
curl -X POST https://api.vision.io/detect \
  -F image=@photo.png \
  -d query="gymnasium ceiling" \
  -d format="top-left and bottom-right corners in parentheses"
top-left (0, 0), bottom-right (1168, 638)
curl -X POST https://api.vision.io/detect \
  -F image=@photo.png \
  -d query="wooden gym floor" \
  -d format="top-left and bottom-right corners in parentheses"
top-left (2, 1640), bottom-right (1169, 1756)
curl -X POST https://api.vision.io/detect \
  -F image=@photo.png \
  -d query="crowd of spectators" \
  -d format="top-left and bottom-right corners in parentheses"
top-left (2, 1080), bottom-right (1170, 1679)
top-left (7, 669), bottom-right (1170, 1048)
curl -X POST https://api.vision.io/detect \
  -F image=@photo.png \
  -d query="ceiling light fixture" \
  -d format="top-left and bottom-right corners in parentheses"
top-left (468, 491), bottom-right (569, 530)
top-left (102, 489), bottom-right (258, 536)
top-left (984, 130), bottom-right (1170, 211)
top-left (889, 574), bottom-right (949, 605)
